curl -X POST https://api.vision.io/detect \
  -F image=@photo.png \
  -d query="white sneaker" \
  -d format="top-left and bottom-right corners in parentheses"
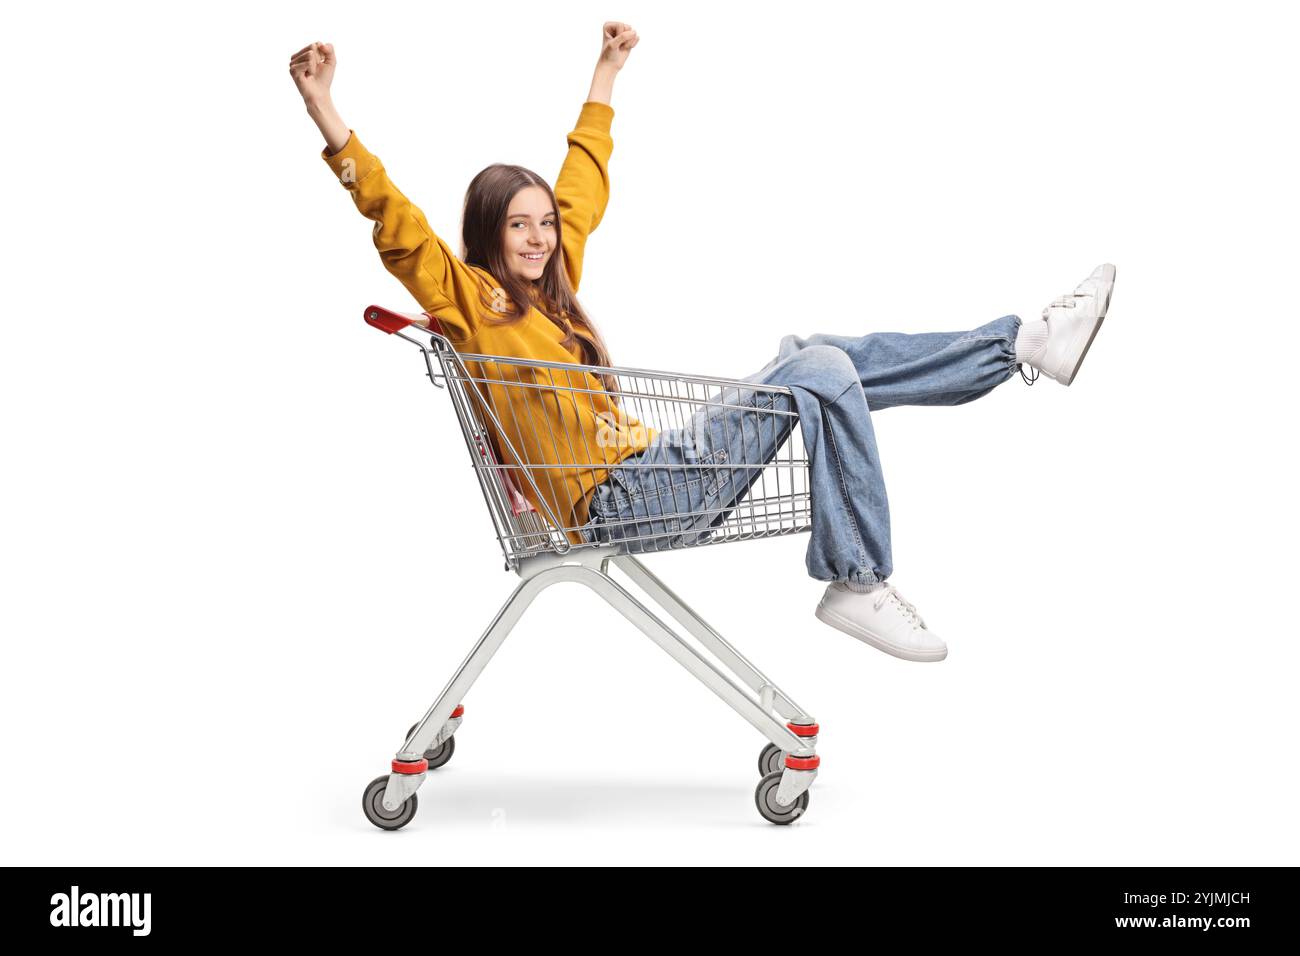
top-left (1023, 263), bottom-right (1117, 386)
top-left (814, 581), bottom-right (948, 662)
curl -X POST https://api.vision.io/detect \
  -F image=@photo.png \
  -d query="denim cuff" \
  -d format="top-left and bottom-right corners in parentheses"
top-left (843, 574), bottom-right (885, 593)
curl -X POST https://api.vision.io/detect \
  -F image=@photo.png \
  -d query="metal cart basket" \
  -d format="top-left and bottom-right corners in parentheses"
top-left (359, 305), bottom-right (823, 827)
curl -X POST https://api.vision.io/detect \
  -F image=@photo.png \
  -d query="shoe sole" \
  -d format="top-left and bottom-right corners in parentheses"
top-left (814, 603), bottom-right (948, 662)
top-left (1058, 263), bottom-right (1116, 387)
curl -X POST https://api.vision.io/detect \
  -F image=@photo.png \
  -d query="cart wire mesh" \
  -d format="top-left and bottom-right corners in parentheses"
top-left (374, 308), bottom-right (812, 569)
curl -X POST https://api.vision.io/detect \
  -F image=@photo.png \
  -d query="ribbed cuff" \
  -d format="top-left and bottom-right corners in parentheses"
top-left (320, 129), bottom-right (380, 187)
top-left (1014, 318), bottom-right (1049, 363)
top-left (577, 101), bottom-right (614, 133)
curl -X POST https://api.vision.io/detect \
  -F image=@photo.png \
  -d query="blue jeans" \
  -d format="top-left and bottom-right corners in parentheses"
top-left (580, 314), bottom-right (1023, 589)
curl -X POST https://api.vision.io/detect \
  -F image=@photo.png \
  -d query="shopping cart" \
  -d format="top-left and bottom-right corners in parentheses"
top-left (358, 304), bottom-right (823, 827)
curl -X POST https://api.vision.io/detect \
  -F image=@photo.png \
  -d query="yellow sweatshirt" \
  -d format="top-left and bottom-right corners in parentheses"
top-left (322, 102), bottom-right (653, 545)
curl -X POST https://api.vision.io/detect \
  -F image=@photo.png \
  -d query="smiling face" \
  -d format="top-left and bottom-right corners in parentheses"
top-left (501, 185), bottom-right (558, 282)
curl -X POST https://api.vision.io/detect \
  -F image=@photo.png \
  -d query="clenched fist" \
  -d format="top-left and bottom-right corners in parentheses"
top-left (599, 22), bottom-right (639, 70)
top-left (289, 41), bottom-right (337, 105)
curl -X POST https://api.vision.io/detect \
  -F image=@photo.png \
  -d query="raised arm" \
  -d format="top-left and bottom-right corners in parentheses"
top-left (554, 23), bottom-right (638, 292)
top-left (290, 42), bottom-right (485, 341)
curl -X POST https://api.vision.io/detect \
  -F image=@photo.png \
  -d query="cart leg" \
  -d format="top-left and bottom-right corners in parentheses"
top-left (606, 556), bottom-right (822, 813)
top-left (398, 572), bottom-right (548, 762)
top-left (569, 564), bottom-right (811, 758)
top-left (611, 555), bottom-right (814, 723)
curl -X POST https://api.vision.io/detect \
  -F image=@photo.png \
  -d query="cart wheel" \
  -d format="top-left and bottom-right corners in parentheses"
top-left (757, 743), bottom-right (785, 777)
top-left (406, 723), bottom-right (456, 770)
top-left (754, 770), bottom-right (810, 825)
top-left (362, 775), bottom-right (418, 831)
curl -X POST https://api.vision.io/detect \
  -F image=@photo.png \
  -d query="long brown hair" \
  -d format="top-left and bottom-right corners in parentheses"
top-left (460, 163), bottom-right (619, 394)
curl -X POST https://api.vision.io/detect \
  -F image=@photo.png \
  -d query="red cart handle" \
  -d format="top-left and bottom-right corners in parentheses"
top-left (363, 304), bottom-right (446, 336)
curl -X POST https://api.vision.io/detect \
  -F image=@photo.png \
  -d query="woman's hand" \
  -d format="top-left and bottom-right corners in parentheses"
top-left (598, 22), bottom-right (638, 71)
top-left (291, 41), bottom-right (349, 155)
top-left (289, 41), bottom-right (337, 106)
top-left (587, 23), bottom-right (637, 104)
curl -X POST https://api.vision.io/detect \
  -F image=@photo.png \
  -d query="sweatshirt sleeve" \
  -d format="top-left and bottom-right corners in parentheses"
top-left (321, 131), bottom-right (484, 342)
top-left (552, 102), bottom-right (614, 294)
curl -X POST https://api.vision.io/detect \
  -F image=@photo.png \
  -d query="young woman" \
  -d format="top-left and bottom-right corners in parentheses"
top-left (290, 27), bottom-right (1116, 666)
top-left (291, 26), bottom-right (646, 546)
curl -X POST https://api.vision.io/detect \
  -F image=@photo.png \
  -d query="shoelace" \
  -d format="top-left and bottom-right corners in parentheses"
top-left (873, 583), bottom-right (927, 630)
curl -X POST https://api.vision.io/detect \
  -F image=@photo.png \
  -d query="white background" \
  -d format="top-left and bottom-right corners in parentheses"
top-left (4, 0), bottom-right (1297, 865)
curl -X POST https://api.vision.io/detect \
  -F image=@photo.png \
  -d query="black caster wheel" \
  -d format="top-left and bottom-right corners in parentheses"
top-left (757, 743), bottom-right (785, 777)
top-left (362, 774), bottom-right (418, 831)
top-left (407, 723), bottom-right (456, 770)
top-left (755, 770), bottom-right (810, 825)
